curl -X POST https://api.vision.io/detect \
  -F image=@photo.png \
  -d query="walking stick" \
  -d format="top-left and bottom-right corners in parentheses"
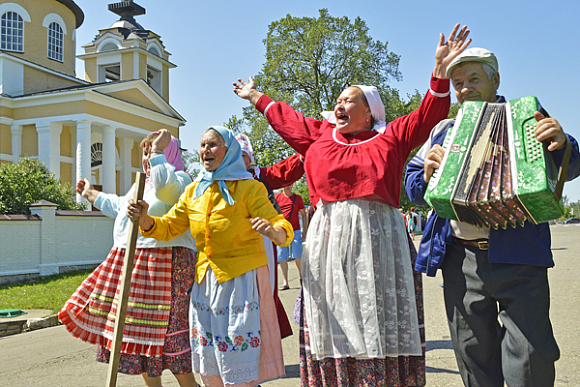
top-left (106, 172), bottom-right (146, 387)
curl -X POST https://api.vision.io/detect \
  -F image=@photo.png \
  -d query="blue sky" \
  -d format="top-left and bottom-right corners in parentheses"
top-left (73, 0), bottom-right (580, 203)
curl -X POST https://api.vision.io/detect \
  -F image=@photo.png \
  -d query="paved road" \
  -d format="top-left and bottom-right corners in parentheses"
top-left (1, 225), bottom-right (578, 386)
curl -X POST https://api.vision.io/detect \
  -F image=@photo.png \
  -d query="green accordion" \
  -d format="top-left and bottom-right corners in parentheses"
top-left (425, 96), bottom-right (570, 229)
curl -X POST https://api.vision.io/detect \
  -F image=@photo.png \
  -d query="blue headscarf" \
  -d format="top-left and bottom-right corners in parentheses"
top-left (194, 126), bottom-right (253, 205)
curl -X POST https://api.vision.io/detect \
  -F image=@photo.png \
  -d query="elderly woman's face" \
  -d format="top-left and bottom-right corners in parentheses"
top-left (334, 87), bottom-right (372, 135)
top-left (200, 131), bottom-right (227, 171)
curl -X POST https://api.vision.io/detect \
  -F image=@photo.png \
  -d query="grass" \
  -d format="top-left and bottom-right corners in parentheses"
top-left (0, 269), bottom-right (93, 314)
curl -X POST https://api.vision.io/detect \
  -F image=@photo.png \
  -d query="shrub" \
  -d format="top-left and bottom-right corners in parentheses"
top-left (0, 158), bottom-right (86, 215)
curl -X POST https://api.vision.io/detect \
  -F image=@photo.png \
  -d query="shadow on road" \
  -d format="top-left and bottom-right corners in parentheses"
top-left (426, 339), bottom-right (454, 351)
top-left (426, 366), bottom-right (461, 374)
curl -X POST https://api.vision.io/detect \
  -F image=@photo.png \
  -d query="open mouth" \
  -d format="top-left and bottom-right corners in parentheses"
top-left (335, 112), bottom-right (348, 125)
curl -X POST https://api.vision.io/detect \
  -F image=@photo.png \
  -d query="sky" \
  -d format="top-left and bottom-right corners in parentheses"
top-left (72, 0), bottom-right (580, 203)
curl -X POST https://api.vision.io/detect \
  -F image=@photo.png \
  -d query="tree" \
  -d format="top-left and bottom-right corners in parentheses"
top-left (0, 158), bottom-right (86, 215)
top-left (182, 150), bottom-right (201, 179)
top-left (240, 9), bottom-right (405, 162)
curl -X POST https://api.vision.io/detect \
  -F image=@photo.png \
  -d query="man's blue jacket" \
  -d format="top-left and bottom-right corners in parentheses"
top-left (405, 104), bottom-right (580, 276)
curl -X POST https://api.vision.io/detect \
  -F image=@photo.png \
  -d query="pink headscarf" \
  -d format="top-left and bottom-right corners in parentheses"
top-left (143, 132), bottom-right (185, 176)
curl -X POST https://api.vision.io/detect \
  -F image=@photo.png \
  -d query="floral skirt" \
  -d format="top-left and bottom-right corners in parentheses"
top-left (190, 265), bottom-right (284, 386)
top-left (300, 227), bottom-right (425, 386)
top-left (59, 246), bottom-right (196, 376)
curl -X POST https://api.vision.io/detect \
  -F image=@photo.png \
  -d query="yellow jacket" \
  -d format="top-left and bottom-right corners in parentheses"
top-left (142, 179), bottom-right (294, 284)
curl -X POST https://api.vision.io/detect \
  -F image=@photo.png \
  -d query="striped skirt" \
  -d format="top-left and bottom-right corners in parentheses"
top-left (59, 246), bottom-right (189, 359)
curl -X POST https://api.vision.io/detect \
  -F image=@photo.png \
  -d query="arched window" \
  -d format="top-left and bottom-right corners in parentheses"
top-left (1, 12), bottom-right (24, 52)
top-left (47, 22), bottom-right (63, 62)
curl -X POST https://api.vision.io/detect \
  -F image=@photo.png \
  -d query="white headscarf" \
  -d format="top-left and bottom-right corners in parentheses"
top-left (235, 133), bottom-right (260, 178)
top-left (320, 85), bottom-right (387, 134)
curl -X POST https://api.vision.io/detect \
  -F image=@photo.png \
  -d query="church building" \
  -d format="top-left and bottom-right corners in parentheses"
top-left (0, 0), bottom-right (186, 201)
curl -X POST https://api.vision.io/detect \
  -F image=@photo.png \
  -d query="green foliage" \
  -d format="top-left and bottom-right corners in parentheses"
top-left (240, 9), bottom-right (405, 167)
top-left (182, 150), bottom-right (201, 179)
top-left (0, 269), bottom-right (93, 314)
top-left (0, 158), bottom-right (85, 215)
top-left (234, 10), bottom-right (455, 208)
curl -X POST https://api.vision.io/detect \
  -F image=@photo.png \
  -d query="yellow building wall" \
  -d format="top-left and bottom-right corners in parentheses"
top-left (61, 125), bottom-right (72, 157)
top-left (21, 124), bottom-right (37, 157)
top-left (139, 53), bottom-right (147, 81)
top-left (85, 101), bottom-right (179, 134)
top-left (12, 101), bottom-right (86, 121)
top-left (162, 65), bottom-right (170, 102)
top-left (61, 161), bottom-right (72, 185)
top-left (132, 142), bottom-right (141, 169)
top-left (0, 105), bottom-right (14, 118)
top-left (105, 89), bottom-right (162, 113)
top-left (84, 57), bottom-right (97, 84)
top-left (121, 52), bottom-right (134, 80)
top-left (23, 65), bottom-right (83, 95)
top-left (8, 0), bottom-right (78, 76)
top-left (0, 124), bottom-right (11, 154)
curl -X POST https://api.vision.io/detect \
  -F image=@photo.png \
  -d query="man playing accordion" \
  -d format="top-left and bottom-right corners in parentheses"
top-left (405, 47), bottom-right (580, 387)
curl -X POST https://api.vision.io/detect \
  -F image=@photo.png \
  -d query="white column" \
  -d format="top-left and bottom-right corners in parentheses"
top-left (76, 120), bottom-right (92, 204)
top-left (11, 124), bottom-right (22, 163)
top-left (118, 137), bottom-right (134, 194)
top-left (36, 122), bottom-right (62, 178)
top-left (101, 125), bottom-right (117, 194)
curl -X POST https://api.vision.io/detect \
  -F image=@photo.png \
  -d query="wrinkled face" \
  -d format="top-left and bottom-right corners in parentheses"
top-left (241, 152), bottom-right (251, 171)
top-left (333, 87), bottom-right (372, 135)
top-left (451, 62), bottom-right (499, 105)
top-left (141, 143), bottom-right (152, 175)
top-left (200, 131), bottom-right (227, 171)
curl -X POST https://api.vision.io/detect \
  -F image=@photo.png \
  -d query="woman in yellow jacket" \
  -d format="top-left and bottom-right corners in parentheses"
top-left (128, 126), bottom-right (294, 387)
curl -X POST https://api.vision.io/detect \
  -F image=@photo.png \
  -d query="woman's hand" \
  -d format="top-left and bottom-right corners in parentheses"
top-left (433, 23), bottom-right (472, 79)
top-left (151, 129), bottom-right (172, 153)
top-left (250, 217), bottom-right (287, 245)
top-left (76, 178), bottom-right (99, 204)
top-left (127, 199), bottom-right (155, 231)
top-left (233, 77), bottom-right (264, 106)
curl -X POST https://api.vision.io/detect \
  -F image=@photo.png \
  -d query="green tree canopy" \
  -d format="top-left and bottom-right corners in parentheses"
top-left (240, 9), bottom-right (409, 164)
top-left (235, 9), bottom-right (457, 209)
top-left (0, 158), bottom-right (86, 215)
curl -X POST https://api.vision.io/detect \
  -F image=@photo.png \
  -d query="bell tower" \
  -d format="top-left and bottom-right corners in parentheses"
top-left (77, 0), bottom-right (175, 102)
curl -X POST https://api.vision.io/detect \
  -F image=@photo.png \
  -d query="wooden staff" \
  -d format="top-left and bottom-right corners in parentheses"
top-left (106, 172), bottom-right (146, 387)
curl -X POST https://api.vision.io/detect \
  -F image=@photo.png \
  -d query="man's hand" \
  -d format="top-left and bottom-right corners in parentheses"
top-left (424, 144), bottom-right (445, 183)
top-left (534, 111), bottom-right (567, 151)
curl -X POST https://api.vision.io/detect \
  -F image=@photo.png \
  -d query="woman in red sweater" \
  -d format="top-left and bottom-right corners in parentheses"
top-left (233, 24), bottom-right (471, 386)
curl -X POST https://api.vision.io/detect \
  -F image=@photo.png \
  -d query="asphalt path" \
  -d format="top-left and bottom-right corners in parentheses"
top-left (1, 224), bottom-right (578, 386)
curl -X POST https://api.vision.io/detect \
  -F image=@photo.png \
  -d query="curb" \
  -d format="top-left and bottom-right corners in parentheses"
top-left (0, 314), bottom-right (59, 337)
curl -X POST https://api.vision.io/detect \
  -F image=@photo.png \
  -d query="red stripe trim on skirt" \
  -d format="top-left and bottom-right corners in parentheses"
top-left (59, 246), bottom-right (172, 357)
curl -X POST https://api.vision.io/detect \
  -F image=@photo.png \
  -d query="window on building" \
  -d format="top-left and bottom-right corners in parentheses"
top-left (1, 12), bottom-right (24, 52)
top-left (147, 66), bottom-right (161, 95)
top-left (47, 22), bottom-right (63, 62)
top-left (99, 64), bottom-right (121, 83)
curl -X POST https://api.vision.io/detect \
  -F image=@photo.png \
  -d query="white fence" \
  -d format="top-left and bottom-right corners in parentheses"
top-left (0, 201), bottom-right (114, 285)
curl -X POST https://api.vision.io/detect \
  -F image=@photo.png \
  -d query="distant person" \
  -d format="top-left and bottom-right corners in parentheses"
top-left (275, 183), bottom-right (306, 290)
top-left (405, 47), bottom-right (580, 387)
top-left (128, 126), bottom-right (293, 386)
top-left (59, 130), bottom-right (198, 387)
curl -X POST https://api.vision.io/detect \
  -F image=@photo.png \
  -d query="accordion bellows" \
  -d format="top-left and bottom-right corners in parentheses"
top-left (425, 96), bottom-right (566, 229)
